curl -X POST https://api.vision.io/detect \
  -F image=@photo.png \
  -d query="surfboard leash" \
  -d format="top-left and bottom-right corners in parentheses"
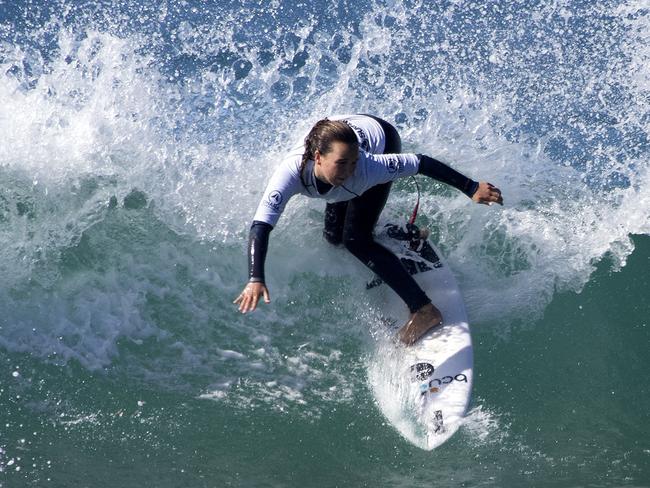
top-left (408, 176), bottom-right (421, 225)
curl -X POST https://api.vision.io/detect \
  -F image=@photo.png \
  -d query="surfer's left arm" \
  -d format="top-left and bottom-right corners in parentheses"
top-left (417, 155), bottom-right (503, 205)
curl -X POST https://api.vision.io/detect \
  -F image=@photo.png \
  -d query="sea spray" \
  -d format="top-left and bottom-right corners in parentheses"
top-left (0, 1), bottom-right (648, 485)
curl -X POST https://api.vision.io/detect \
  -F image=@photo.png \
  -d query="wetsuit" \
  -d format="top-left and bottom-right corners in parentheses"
top-left (248, 115), bottom-right (479, 313)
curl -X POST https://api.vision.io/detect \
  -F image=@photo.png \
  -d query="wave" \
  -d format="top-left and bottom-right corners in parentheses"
top-left (0, 0), bottom-right (647, 389)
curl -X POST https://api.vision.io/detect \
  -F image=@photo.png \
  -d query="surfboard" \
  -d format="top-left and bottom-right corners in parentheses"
top-left (367, 222), bottom-right (473, 450)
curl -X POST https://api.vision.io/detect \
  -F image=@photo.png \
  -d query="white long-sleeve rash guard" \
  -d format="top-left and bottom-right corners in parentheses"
top-left (246, 115), bottom-right (479, 283)
top-left (252, 114), bottom-right (420, 227)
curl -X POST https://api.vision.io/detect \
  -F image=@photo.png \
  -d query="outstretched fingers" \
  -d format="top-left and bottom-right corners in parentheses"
top-left (233, 282), bottom-right (270, 313)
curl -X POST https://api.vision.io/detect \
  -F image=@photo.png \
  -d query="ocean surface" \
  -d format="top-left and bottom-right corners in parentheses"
top-left (1, 0), bottom-right (649, 486)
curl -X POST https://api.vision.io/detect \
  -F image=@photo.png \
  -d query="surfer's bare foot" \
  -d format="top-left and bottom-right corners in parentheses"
top-left (398, 303), bottom-right (443, 345)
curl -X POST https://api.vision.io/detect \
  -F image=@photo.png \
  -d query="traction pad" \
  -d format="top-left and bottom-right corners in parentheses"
top-left (366, 223), bottom-right (442, 290)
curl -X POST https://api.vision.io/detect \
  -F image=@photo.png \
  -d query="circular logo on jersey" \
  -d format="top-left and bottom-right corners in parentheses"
top-left (387, 156), bottom-right (398, 173)
top-left (268, 190), bottom-right (283, 206)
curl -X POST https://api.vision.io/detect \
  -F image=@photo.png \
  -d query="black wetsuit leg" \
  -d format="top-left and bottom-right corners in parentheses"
top-left (324, 116), bottom-right (430, 313)
top-left (341, 182), bottom-right (430, 313)
top-left (323, 201), bottom-right (348, 245)
top-left (323, 115), bottom-right (402, 245)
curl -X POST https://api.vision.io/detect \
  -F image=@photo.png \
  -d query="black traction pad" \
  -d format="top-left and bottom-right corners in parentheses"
top-left (366, 223), bottom-right (442, 290)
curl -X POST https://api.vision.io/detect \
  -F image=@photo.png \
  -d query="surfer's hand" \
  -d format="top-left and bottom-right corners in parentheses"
top-left (472, 182), bottom-right (503, 206)
top-left (234, 282), bottom-right (270, 313)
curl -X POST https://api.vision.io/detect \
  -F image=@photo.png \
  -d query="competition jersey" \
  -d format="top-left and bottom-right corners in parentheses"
top-left (252, 115), bottom-right (420, 227)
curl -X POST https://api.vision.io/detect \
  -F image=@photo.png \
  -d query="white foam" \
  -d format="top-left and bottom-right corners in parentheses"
top-left (0, 2), bottom-right (647, 394)
top-left (198, 342), bottom-right (356, 417)
top-left (463, 402), bottom-right (510, 447)
top-left (216, 349), bottom-right (245, 360)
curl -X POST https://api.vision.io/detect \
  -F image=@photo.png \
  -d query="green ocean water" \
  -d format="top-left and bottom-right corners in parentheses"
top-left (1, 233), bottom-right (648, 487)
top-left (2, 0), bottom-right (650, 486)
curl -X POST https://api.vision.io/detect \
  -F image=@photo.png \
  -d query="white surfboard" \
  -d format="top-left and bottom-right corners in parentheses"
top-left (367, 223), bottom-right (473, 450)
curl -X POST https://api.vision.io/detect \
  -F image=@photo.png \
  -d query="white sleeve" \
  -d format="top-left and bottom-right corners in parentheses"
top-left (361, 152), bottom-right (420, 188)
top-left (252, 160), bottom-right (304, 227)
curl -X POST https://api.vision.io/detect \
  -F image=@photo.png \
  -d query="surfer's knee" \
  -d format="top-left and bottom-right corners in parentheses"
top-left (323, 201), bottom-right (347, 246)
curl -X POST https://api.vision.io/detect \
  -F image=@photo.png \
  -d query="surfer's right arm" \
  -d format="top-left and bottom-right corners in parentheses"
top-left (234, 221), bottom-right (272, 313)
top-left (234, 158), bottom-right (302, 313)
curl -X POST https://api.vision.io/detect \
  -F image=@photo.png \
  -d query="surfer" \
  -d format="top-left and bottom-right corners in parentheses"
top-left (234, 115), bottom-right (503, 344)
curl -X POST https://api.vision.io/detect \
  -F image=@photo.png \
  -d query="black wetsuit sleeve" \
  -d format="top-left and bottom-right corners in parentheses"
top-left (248, 221), bottom-right (273, 283)
top-left (417, 154), bottom-right (479, 198)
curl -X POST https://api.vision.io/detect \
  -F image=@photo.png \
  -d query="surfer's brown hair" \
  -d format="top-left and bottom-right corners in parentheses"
top-left (299, 119), bottom-right (358, 187)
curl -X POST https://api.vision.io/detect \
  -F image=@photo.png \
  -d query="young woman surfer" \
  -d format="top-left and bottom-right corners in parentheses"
top-left (234, 115), bottom-right (503, 345)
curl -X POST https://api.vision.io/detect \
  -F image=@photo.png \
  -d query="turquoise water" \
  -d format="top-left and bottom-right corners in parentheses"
top-left (1, 0), bottom-right (649, 486)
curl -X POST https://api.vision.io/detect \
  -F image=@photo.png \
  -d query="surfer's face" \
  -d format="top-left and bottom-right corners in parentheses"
top-left (315, 141), bottom-right (359, 186)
